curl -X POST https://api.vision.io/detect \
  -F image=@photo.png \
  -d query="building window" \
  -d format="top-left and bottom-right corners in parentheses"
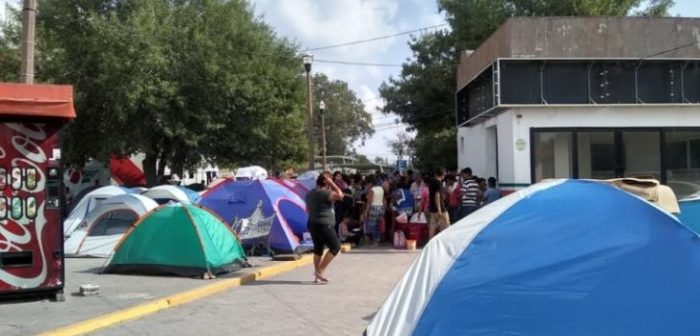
top-left (533, 132), bottom-right (573, 182)
top-left (665, 130), bottom-right (700, 199)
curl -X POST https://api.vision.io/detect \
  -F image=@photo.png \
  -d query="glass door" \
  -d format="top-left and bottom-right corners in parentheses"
top-left (622, 131), bottom-right (661, 180)
top-left (577, 131), bottom-right (617, 179)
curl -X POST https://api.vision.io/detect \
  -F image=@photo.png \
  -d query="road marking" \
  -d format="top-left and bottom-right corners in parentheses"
top-left (37, 255), bottom-right (314, 336)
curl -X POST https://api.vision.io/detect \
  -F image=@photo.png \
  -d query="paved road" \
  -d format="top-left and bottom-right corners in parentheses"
top-left (0, 256), bottom-right (278, 336)
top-left (98, 248), bottom-right (418, 336)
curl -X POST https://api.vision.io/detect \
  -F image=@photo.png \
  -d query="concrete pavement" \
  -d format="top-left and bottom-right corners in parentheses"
top-left (0, 256), bottom-right (279, 336)
top-left (98, 248), bottom-right (418, 336)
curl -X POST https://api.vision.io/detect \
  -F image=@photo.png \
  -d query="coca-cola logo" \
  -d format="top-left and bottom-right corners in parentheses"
top-left (0, 123), bottom-right (49, 288)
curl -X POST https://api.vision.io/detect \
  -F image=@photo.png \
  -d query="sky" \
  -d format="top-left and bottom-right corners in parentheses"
top-left (1, 0), bottom-right (700, 162)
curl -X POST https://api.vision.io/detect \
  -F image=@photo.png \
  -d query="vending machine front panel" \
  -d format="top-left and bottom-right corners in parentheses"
top-left (0, 122), bottom-right (64, 294)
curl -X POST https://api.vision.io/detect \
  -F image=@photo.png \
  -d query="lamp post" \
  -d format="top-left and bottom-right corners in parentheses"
top-left (302, 53), bottom-right (315, 170)
top-left (319, 100), bottom-right (326, 171)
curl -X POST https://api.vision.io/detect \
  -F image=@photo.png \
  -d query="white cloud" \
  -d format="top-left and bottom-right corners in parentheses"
top-left (250, 0), bottom-right (440, 163)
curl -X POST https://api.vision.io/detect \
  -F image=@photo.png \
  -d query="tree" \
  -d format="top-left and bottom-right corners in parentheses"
top-left (0, 0), bottom-right (309, 184)
top-left (312, 73), bottom-right (373, 158)
top-left (387, 131), bottom-right (415, 160)
top-left (380, 0), bottom-right (674, 173)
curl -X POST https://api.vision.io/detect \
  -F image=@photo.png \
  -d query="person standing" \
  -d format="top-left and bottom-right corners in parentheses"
top-left (361, 175), bottom-right (385, 247)
top-left (446, 174), bottom-right (462, 224)
top-left (460, 168), bottom-right (481, 219)
top-left (305, 173), bottom-right (344, 284)
top-left (428, 168), bottom-right (449, 240)
top-left (409, 173), bottom-right (423, 213)
top-left (482, 176), bottom-right (502, 206)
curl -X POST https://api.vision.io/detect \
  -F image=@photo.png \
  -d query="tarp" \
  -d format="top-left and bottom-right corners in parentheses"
top-left (199, 178), bottom-right (310, 253)
top-left (296, 171), bottom-right (319, 191)
top-left (103, 204), bottom-right (246, 277)
top-left (110, 156), bottom-right (147, 187)
top-left (63, 186), bottom-right (129, 236)
top-left (64, 194), bottom-right (158, 257)
top-left (0, 83), bottom-right (75, 118)
top-left (367, 179), bottom-right (700, 336)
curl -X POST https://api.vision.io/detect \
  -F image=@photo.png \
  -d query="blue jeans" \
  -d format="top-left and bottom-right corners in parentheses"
top-left (459, 205), bottom-right (479, 220)
top-left (448, 206), bottom-right (460, 224)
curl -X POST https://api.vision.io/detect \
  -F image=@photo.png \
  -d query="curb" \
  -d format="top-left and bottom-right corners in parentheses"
top-left (37, 255), bottom-right (314, 336)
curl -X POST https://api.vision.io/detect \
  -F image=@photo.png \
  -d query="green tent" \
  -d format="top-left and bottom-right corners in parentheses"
top-left (103, 203), bottom-right (246, 277)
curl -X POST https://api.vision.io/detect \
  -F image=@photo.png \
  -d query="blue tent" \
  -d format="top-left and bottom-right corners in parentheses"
top-left (367, 179), bottom-right (700, 336)
top-left (198, 178), bottom-right (311, 253)
top-left (678, 197), bottom-right (700, 234)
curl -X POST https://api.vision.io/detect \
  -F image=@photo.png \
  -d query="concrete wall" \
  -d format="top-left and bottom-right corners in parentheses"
top-left (457, 17), bottom-right (700, 90)
top-left (459, 105), bottom-right (700, 186)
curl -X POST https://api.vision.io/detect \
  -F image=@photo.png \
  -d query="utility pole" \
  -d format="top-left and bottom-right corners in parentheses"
top-left (20, 0), bottom-right (37, 84)
top-left (302, 53), bottom-right (315, 170)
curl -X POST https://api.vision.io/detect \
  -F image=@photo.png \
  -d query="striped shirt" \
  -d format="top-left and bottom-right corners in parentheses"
top-left (461, 178), bottom-right (480, 207)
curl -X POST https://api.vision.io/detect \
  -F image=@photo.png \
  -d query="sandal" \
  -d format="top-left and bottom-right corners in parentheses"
top-left (314, 271), bottom-right (330, 283)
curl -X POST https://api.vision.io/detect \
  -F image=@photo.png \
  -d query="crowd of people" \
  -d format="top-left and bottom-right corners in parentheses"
top-left (310, 168), bottom-right (503, 247)
top-left (304, 168), bottom-right (502, 283)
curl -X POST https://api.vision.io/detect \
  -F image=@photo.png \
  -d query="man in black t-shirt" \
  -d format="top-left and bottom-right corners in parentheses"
top-left (428, 168), bottom-right (449, 240)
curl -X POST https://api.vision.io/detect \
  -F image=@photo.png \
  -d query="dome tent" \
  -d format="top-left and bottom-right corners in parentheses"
top-left (103, 204), bottom-right (246, 278)
top-left (141, 185), bottom-right (200, 204)
top-left (64, 186), bottom-right (129, 236)
top-left (199, 178), bottom-right (311, 253)
top-left (367, 179), bottom-right (700, 336)
top-left (64, 194), bottom-right (158, 257)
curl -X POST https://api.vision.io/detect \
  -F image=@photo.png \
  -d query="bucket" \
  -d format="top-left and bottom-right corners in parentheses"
top-left (406, 239), bottom-right (417, 251)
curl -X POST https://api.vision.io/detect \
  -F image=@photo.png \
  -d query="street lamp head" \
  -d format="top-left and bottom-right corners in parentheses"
top-left (319, 100), bottom-right (326, 113)
top-left (302, 53), bottom-right (313, 73)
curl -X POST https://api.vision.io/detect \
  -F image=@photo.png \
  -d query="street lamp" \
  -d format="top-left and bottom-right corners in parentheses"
top-left (319, 100), bottom-right (327, 171)
top-left (302, 53), bottom-right (314, 170)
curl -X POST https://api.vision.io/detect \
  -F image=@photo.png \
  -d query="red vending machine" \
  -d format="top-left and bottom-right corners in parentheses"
top-left (0, 83), bottom-right (75, 300)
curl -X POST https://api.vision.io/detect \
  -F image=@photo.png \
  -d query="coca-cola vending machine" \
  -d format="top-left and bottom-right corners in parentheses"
top-left (0, 83), bottom-right (75, 301)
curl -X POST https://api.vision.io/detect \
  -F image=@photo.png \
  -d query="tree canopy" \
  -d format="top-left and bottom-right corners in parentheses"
top-left (380, 0), bottom-right (674, 173)
top-left (0, 0), bottom-right (374, 184)
top-left (312, 73), bottom-right (374, 158)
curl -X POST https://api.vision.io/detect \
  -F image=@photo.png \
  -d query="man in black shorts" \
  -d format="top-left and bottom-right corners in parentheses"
top-left (305, 173), bottom-right (343, 283)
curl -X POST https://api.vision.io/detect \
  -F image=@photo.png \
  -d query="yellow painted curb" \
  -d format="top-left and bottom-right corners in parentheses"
top-left (340, 243), bottom-right (352, 253)
top-left (38, 255), bottom-right (314, 336)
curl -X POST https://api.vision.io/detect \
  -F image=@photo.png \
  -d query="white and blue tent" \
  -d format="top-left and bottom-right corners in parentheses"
top-left (367, 179), bottom-right (700, 336)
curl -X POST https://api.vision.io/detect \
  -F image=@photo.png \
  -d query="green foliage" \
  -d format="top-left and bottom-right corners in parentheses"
top-left (312, 73), bottom-right (373, 157)
top-left (381, 0), bottom-right (674, 173)
top-left (387, 131), bottom-right (415, 161)
top-left (0, 7), bottom-right (20, 82)
top-left (0, 0), bottom-right (310, 184)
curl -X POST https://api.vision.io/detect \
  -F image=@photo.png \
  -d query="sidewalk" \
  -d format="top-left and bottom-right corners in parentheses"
top-left (0, 256), bottom-right (279, 336)
top-left (99, 247), bottom-right (419, 336)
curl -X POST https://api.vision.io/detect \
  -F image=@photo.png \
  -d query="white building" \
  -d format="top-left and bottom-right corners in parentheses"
top-left (456, 17), bottom-right (700, 198)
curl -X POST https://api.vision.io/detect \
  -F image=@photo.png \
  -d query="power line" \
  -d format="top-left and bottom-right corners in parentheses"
top-left (315, 59), bottom-right (403, 67)
top-left (305, 23), bottom-right (448, 52)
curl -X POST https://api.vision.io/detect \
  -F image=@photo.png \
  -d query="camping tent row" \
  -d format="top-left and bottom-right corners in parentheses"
top-left (366, 179), bottom-right (700, 336)
top-left (65, 178), bottom-right (314, 258)
top-left (64, 185), bottom-right (202, 257)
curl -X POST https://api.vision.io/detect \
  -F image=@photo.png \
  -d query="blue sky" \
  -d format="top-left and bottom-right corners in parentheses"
top-left (2, 0), bottom-right (699, 161)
